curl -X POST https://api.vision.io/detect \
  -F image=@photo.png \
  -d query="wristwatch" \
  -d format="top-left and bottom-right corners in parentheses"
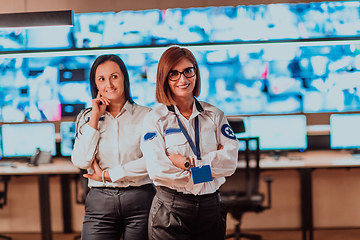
top-left (184, 157), bottom-right (191, 170)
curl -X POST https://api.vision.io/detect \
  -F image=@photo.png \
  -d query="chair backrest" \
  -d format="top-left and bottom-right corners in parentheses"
top-left (220, 137), bottom-right (261, 199)
top-left (0, 176), bottom-right (10, 209)
top-left (228, 119), bottom-right (246, 134)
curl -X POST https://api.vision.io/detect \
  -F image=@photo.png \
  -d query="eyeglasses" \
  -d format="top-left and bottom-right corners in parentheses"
top-left (168, 67), bottom-right (196, 81)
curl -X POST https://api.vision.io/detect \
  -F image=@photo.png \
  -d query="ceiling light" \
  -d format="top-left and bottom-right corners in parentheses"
top-left (0, 10), bottom-right (74, 29)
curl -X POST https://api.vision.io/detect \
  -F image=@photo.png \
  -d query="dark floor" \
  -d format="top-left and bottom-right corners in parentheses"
top-left (226, 228), bottom-right (360, 240)
top-left (1, 229), bottom-right (360, 240)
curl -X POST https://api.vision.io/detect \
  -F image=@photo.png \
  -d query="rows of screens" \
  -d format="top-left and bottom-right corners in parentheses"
top-left (60, 114), bottom-right (360, 155)
top-left (1, 1), bottom-right (360, 51)
top-left (0, 112), bottom-right (359, 159)
top-left (1, 116), bottom-right (307, 158)
top-left (231, 113), bottom-right (360, 152)
top-left (2, 40), bottom-right (360, 122)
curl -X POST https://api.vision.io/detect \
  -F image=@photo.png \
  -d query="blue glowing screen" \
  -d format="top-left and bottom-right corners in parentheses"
top-left (236, 115), bottom-right (307, 151)
top-left (330, 114), bottom-right (360, 149)
top-left (1, 123), bottom-right (56, 157)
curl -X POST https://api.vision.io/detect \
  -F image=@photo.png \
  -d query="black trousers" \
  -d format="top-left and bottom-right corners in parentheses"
top-left (82, 184), bottom-right (156, 240)
top-left (148, 186), bottom-right (227, 240)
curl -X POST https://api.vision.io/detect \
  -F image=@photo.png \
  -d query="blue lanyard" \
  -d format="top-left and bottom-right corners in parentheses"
top-left (175, 114), bottom-right (201, 161)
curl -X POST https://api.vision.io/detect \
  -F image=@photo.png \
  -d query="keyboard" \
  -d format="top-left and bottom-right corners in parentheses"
top-left (0, 161), bottom-right (15, 167)
top-left (0, 157), bottom-right (29, 162)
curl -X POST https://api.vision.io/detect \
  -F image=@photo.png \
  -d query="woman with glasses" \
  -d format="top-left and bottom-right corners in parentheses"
top-left (71, 54), bottom-right (156, 240)
top-left (141, 46), bottom-right (239, 240)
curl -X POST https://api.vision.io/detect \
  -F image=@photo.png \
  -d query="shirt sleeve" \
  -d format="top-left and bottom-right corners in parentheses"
top-left (107, 156), bottom-right (148, 183)
top-left (71, 112), bottom-right (99, 169)
top-left (201, 112), bottom-right (238, 178)
top-left (140, 114), bottom-right (190, 186)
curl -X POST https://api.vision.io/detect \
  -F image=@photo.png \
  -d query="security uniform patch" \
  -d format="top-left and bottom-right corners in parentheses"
top-left (144, 132), bottom-right (157, 141)
top-left (221, 124), bottom-right (236, 140)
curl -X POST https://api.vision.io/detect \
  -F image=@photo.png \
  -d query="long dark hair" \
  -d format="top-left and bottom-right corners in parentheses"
top-left (89, 54), bottom-right (133, 103)
top-left (75, 54), bottom-right (134, 138)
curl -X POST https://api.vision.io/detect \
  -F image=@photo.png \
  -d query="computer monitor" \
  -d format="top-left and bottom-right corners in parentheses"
top-left (60, 121), bottom-right (76, 157)
top-left (330, 114), bottom-right (360, 150)
top-left (1, 123), bottom-right (56, 157)
top-left (61, 103), bottom-right (86, 117)
top-left (247, 115), bottom-right (307, 152)
top-left (227, 117), bottom-right (256, 151)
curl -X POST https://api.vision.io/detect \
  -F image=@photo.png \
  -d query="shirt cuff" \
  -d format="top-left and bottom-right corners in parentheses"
top-left (108, 166), bottom-right (127, 183)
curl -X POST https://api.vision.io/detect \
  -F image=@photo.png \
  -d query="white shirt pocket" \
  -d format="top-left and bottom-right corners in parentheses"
top-left (200, 131), bottom-right (218, 152)
top-left (124, 124), bottom-right (141, 144)
top-left (97, 123), bottom-right (112, 153)
top-left (165, 132), bottom-right (187, 156)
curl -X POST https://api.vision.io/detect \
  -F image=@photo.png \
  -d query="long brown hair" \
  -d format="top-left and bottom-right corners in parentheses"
top-left (156, 46), bottom-right (201, 106)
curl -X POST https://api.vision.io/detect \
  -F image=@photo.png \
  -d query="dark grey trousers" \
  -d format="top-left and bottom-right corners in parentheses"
top-left (81, 184), bottom-right (156, 240)
top-left (148, 186), bottom-right (227, 240)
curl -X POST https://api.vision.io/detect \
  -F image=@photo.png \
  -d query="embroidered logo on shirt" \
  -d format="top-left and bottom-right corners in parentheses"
top-left (164, 128), bottom-right (182, 136)
top-left (144, 132), bottom-right (157, 141)
top-left (221, 124), bottom-right (236, 140)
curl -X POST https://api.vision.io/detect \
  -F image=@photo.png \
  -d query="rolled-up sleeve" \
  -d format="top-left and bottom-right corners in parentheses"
top-left (71, 119), bottom-right (99, 169)
top-left (201, 113), bottom-right (238, 178)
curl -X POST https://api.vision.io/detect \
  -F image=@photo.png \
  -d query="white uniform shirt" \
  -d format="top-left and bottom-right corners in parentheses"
top-left (71, 101), bottom-right (153, 188)
top-left (141, 100), bottom-right (238, 195)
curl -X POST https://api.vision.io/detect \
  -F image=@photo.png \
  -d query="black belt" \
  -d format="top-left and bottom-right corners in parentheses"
top-left (160, 186), bottom-right (219, 198)
top-left (93, 183), bottom-right (154, 191)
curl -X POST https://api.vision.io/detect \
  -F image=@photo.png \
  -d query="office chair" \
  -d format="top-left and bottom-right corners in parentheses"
top-left (0, 176), bottom-right (12, 240)
top-left (73, 169), bottom-right (89, 240)
top-left (220, 137), bottom-right (273, 240)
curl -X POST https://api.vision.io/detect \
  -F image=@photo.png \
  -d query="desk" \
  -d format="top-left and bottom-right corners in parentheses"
top-left (0, 159), bottom-right (80, 240)
top-left (238, 150), bottom-right (360, 240)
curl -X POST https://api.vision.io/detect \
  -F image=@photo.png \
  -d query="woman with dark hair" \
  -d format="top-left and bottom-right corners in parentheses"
top-left (71, 54), bottom-right (156, 240)
top-left (141, 46), bottom-right (238, 240)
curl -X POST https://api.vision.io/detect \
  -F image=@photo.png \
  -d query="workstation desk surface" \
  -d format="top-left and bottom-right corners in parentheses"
top-left (237, 150), bottom-right (360, 240)
top-left (2, 152), bottom-right (358, 240)
top-left (0, 158), bottom-right (80, 240)
top-left (238, 150), bottom-right (360, 169)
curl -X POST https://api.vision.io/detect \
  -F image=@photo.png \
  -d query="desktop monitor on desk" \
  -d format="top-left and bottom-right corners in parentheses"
top-left (330, 114), bottom-right (360, 152)
top-left (247, 115), bottom-right (307, 154)
top-left (0, 123), bottom-right (56, 158)
top-left (228, 117), bottom-right (254, 151)
top-left (60, 121), bottom-right (76, 157)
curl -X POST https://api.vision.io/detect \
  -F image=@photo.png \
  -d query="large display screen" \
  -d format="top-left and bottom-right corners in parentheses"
top-left (60, 121), bottom-right (76, 157)
top-left (330, 114), bottom-right (360, 149)
top-left (1, 40), bottom-right (360, 122)
top-left (1, 123), bottom-right (56, 157)
top-left (1, 1), bottom-right (359, 51)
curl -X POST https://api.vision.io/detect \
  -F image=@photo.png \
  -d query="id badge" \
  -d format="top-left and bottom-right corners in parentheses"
top-left (191, 165), bottom-right (213, 184)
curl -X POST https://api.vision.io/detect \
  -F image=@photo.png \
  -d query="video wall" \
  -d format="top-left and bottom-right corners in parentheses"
top-left (0, 1), bottom-right (359, 156)
top-left (0, 1), bottom-right (360, 123)
top-left (1, 1), bottom-right (360, 51)
top-left (1, 40), bottom-right (360, 122)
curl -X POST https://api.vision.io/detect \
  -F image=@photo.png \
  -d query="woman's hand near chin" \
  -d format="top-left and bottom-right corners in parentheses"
top-left (88, 92), bottom-right (110, 129)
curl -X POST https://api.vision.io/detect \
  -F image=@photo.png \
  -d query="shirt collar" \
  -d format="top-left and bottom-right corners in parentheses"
top-left (167, 98), bottom-right (204, 118)
top-left (123, 101), bottom-right (134, 115)
top-left (104, 100), bottom-right (134, 118)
